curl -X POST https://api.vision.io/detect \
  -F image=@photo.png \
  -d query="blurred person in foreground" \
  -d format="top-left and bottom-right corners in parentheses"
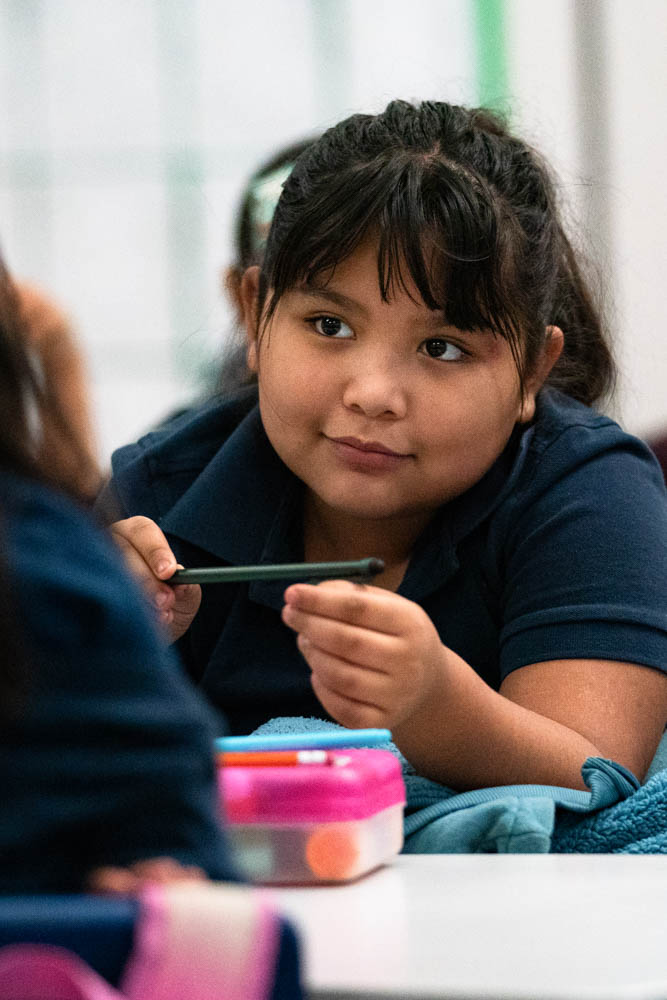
top-left (0, 247), bottom-right (237, 893)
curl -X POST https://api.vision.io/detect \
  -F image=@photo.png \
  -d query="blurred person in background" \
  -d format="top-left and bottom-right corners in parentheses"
top-left (155, 136), bottom-right (318, 433)
top-left (215, 135), bottom-right (319, 396)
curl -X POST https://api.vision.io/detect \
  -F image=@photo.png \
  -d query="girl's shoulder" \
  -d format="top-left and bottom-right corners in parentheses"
top-left (103, 387), bottom-right (264, 531)
top-left (525, 389), bottom-right (662, 484)
top-left (130, 386), bottom-right (259, 471)
top-left (498, 390), bottom-right (667, 531)
top-left (533, 389), bottom-right (625, 444)
top-left (107, 387), bottom-right (260, 511)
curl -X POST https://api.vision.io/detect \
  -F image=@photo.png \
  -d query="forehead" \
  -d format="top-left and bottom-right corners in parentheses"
top-left (296, 237), bottom-right (441, 313)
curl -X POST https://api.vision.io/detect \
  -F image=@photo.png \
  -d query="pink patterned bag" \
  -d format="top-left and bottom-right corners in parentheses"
top-left (0, 945), bottom-right (123, 1000)
top-left (0, 883), bottom-right (282, 1000)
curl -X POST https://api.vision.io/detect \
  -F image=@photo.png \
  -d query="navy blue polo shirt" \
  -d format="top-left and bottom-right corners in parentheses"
top-left (1, 469), bottom-right (237, 892)
top-left (104, 387), bottom-right (667, 735)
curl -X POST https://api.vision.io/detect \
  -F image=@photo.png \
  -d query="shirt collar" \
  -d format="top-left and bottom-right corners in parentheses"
top-left (399, 421), bottom-right (533, 601)
top-left (161, 405), bottom-right (301, 572)
top-left (161, 402), bottom-right (533, 606)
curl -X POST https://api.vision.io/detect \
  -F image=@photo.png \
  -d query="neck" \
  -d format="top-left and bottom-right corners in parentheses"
top-left (303, 493), bottom-right (433, 590)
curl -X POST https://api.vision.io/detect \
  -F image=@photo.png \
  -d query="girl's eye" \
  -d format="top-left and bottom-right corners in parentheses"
top-left (312, 316), bottom-right (353, 339)
top-left (420, 338), bottom-right (465, 362)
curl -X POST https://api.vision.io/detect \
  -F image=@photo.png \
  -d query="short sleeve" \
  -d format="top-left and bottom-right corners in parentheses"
top-left (496, 423), bottom-right (667, 679)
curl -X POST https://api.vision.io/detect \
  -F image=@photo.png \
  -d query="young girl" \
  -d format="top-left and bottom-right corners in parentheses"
top-left (0, 251), bottom-right (236, 891)
top-left (102, 99), bottom-right (667, 793)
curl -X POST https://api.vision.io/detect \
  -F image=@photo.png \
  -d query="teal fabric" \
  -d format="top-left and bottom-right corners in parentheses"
top-left (404, 798), bottom-right (557, 853)
top-left (551, 769), bottom-right (667, 853)
top-left (645, 731), bottom-right (667, 782)
top-left (253, 718), bottom-right (667, 854)
top-left (401, 757), bottom-right (639, 853)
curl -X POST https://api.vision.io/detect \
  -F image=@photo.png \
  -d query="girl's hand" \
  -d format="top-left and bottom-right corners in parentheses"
top-left (110, 515), bottom-right (201, 642)
top-left (281, 580), bottom-right (448, 731)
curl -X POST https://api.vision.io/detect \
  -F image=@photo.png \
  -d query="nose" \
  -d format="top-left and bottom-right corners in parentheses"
top-left (341, 359), bottom-right (407, 419)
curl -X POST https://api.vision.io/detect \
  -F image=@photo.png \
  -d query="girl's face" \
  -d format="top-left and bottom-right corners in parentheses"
top-left (244, 239), bottom-right (559, 527)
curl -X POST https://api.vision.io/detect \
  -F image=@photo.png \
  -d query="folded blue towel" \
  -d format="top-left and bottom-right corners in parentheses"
top-left (251, 718), bottom-right (667, 854)
top-left (551, 769), bottom-right (667, 853)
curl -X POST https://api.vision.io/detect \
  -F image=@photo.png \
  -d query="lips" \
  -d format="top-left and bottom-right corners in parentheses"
top-left (329, 436), bottom-right (408, 458)
top-left (325, 435), bottom-right (412, 473)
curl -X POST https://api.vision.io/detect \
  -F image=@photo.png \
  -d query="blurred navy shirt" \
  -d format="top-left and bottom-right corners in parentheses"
top-left (1, 469), bottom-right (237, 892)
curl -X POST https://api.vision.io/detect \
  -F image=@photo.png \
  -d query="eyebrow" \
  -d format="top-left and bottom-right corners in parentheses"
top-left (292, 284), bottom-right (455, 332)
top-left (292, 285), bottom-right (370, 318)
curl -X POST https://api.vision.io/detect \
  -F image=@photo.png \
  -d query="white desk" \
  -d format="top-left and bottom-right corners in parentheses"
top-left (270, 854), bottom-right (667, 999)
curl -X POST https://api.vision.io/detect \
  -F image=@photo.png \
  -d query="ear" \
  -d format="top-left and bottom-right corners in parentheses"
top-left (239, 266), bottom-right (261, 372)
top-left (223, 265), bottom-right (244, 324)
top-left (518, 325), bottom-right (564, 423)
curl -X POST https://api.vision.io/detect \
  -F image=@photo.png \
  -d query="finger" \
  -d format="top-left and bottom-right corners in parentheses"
top-left (298, 635), bottom-right (389, 708)
top-left (110, 516), bottom-right (181, 617)
top-left (110, 516), bottom-right (178, 579)
top-left (170, 584), bottom-right (201, 614)
top-left (164, 573), bottom-right (201, 640)
top-left (283, 580), bottom-right (407, 635)
top-left (284, 604), bottom-right (398, 671)
top-left (129, 857), bottom-right (206, 883)
top-left (310, 672), bottom-right (387, 731)
top-left (87, 866), bottom-right (139, 894)
top-left (111, 537), bottom-right (177, 618)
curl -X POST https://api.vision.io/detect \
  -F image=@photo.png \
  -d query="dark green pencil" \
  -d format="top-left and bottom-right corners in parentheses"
top-left (169, 557), bottom-right (384, 585)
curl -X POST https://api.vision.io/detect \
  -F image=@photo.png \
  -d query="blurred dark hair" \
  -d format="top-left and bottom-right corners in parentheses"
top-left (258, 99), bottom-right (615, 406)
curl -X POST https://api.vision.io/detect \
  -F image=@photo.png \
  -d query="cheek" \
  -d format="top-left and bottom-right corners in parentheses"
top-left (465, 357), bottom-right (523, 424)
top-left (259, 338), bottom-right (334, 400)
top-left (416, 369), bottom-right (522, 465)
top-left (423, 365), bottom-right (520, 420)
top-left (257, 348), bottom-right (330, 434)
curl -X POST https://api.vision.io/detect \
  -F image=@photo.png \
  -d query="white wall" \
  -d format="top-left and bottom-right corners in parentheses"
top-left (606, 0), bottom-right (667, 436)
top-left (0, 0), bottom-right (665, 463)
top-left (506, 0), bottom-right (667, 437)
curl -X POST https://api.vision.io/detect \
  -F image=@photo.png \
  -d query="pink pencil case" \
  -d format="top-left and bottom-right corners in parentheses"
top-left (218, 749), bottom-right (405, 884)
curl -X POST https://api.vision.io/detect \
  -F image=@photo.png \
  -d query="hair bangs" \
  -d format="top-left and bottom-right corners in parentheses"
top-left (380, 161), bottom-right (526, 343)
top-left (264, 157), bottom-right (521, 350)
top-left (261, 159), bottom-right (392, 316)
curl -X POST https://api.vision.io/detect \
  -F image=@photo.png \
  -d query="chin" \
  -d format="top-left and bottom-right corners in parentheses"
top-left (318, 491), bottom-right (413, 521)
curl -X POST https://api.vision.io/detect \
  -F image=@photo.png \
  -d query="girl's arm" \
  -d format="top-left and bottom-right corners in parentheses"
top-left (281, 581), bottom-right (667, 789)
top-left (400, 650), bottom-right (667, 791)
